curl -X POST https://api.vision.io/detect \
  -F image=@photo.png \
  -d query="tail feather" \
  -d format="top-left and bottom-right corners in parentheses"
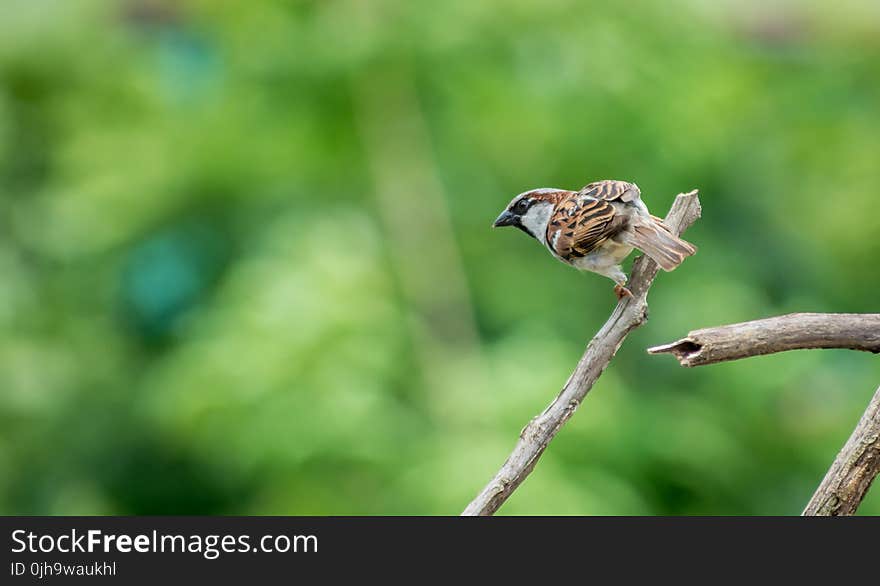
top-left (619, 218), bottom-right (696, 271)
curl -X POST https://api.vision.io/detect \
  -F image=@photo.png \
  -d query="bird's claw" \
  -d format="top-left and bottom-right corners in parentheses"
top-left (614, 284), bottom-right (633, 300)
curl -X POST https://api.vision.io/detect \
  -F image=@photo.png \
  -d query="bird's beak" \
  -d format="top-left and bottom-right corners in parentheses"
top-left (492, 210), bottom-right (517, 228)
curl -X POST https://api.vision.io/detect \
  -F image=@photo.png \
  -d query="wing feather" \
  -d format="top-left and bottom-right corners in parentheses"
top-left (548, 196), bottom-right (621, 259)
top-left (578, 180), bottom-right (641, 203)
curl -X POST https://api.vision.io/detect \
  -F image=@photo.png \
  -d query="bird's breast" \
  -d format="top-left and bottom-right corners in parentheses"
top-left (569, 239), bottom-right (634, 271)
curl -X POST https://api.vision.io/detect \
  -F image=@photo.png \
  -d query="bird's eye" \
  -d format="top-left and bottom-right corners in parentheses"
top-left (513, 199), bottom-right (531, 214)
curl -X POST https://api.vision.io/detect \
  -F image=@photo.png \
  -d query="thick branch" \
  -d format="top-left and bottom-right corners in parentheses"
top-left (461, 190), bottom-right (702, 516)
top-left (647, 314), bottom-right (880, 367)
top-left (648, 314), bottom-right (880, 514)
top-left (803, 384), bottom-right (880, 516)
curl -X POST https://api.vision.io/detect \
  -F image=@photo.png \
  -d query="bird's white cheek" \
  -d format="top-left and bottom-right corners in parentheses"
top-left (520, 203), bottom-right (554, 246)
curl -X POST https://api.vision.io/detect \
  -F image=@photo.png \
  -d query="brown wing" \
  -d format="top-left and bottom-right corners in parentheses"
top-left (547, 195), bottom-right (623, 260)
top-left (578, 180), bottom-right (641, 203)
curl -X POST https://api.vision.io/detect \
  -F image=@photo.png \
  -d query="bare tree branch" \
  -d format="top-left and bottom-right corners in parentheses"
top-left (461, 190), bottom-right (702, 516)
top-left (647, 313), bottom-right (880, 368)
top-left (647, 313), bottom-right (880, 514)
top-left (803, 384), bottom-right (880, 516)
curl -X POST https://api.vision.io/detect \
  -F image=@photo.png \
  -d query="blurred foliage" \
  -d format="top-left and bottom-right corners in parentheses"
top-left (1, 0), bottom-right (879, 515)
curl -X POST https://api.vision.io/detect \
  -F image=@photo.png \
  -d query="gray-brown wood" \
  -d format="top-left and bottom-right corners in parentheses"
top-left (461, 190), bottom-right (702, 516)
top-left (647, 314), bottom-right (880, 368)
top-left (803, 384), bottom-right (880, 516)
top-left (648, 313), bottom-right (880, 515)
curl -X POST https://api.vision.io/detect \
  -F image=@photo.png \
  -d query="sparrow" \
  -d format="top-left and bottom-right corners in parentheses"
top-left (492, 180), bottom-right (696, 298)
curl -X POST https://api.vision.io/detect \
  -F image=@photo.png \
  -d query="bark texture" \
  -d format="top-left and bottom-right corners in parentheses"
top-left (647, 313), bottom-right (880, 367)
top-left (803, 385), bottom-right (880, 516)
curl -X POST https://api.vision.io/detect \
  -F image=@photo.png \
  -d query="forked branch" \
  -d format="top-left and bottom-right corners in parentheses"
top-left (462, 190), bottom-right (702, 516)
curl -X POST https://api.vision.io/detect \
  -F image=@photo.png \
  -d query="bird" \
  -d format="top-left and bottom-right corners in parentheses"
top-left (492, 180), bottom-right (696, 298)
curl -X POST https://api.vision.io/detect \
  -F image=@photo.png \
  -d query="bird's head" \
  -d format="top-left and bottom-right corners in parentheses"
top-left (492, 188), bottom-right (566, 243)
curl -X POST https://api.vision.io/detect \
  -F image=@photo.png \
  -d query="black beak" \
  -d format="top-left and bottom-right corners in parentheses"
top-left (493, 210), bottom-right (518, 228)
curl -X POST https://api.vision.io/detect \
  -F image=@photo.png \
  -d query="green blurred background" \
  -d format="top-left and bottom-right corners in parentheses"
top-left (1, 0), bottom-right (879, 515)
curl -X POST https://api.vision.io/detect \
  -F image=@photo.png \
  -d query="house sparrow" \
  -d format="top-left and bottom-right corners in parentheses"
top-left (493, 180), bottom-right (696, 298)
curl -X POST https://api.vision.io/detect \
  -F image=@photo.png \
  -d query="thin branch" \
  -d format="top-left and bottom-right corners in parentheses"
top-left (647, 313), bottom-right (880, 368)
top-left (461, 190), bottom-right (702, 516)
top-left (803, 384), bottom-right (880, 516)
